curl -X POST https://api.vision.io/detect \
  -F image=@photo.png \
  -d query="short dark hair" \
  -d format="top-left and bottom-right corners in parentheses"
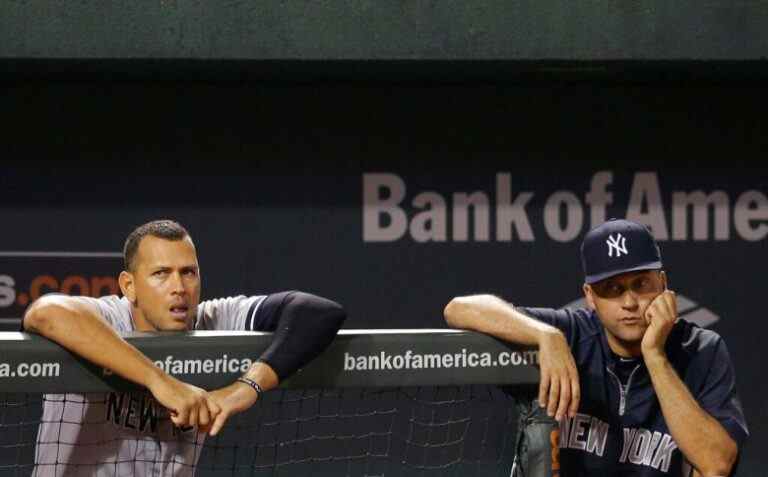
top-left (123, 220), bottom-right (190, 271)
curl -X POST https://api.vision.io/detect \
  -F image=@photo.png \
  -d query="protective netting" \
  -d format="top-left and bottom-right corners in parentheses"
top-left (1, 385), bottom-right (522, 477)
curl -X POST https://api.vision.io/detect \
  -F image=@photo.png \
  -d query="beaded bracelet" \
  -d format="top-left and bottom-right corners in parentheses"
top-left (236, 377), bottom-right (263, 398)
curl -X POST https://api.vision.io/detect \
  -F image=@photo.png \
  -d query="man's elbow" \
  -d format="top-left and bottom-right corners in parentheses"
top-left (443, 297), bottom-right (465, 328)
top-left (297, 292), bottom-right (346, 332)
top-left (23, 295), bottom-right (62, 333)
top-left (701, 440), bottom-right (738, 477)
top-left (444, 294), bottom-right (492, 329)
top-left (321, 298), bottom-right (346, 332)
top-left (700, 462), bottom-right (734, 477)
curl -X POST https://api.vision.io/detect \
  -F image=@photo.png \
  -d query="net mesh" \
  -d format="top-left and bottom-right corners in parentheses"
top-left (1, 386), bottom-right (520, 477)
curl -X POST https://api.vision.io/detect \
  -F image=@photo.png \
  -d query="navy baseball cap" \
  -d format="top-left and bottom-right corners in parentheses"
top-left (580, 219), bottom-right (663, 284)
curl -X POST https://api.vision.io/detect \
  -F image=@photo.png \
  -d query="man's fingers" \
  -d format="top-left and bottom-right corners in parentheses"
top-left (568, 372), bottom-right (581, 418)
top-left (664, 291), bottom-right (677, 321)
top-left (170, 413), bottom-right (187, 427)
top-left (547, 378), bottom-right (560, 418)
top-left (198, 401), bottom-right (210, 427)
top-left (555, 376), bottom-right (570, 421)
top-left (645, 302), bottom-right (658, 324)
top-left (206, 396), bottom-right (222, 417)
top-left (538, 373), bottom-right (550, 408)
top-left (172, 406), bottom-right (190, 428)
top-left (209, 411), bottom-right (229, 437)
top-left (188, 403), bottom-right (198, 428)
top-left (646, 290), bottom-right (676, 325)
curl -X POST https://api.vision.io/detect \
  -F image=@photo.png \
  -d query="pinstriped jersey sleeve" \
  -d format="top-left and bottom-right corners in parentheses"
top-left (28, 294), bottom-right (133, 332)
top-left (62, 294), bottom-right (134, 333)
top-left (195, 295), bottom-right (268, 331)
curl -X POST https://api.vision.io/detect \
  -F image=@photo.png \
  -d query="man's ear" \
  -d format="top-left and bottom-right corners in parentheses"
top-left (659, 270), bottom-right (668, 291)
top-left (583, 283), bottom-right (596, 310)
top-left (119, 271), bottom-right (136, 303)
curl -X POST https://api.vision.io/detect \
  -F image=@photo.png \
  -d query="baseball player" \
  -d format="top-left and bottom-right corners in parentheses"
top-left (23, 219), bottom-right (346, 476)
top-left (444, 219), bottom-right (748, 476)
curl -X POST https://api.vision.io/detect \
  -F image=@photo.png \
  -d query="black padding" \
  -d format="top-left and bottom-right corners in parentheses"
top-left (255, 291), bottom-right (346, 380)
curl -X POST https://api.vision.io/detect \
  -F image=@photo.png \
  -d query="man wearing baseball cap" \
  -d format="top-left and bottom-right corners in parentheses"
top-left (444, 219), bottom-right (748, 476)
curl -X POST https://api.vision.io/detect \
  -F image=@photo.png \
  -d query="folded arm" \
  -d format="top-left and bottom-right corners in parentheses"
top-left (207, 291), bottom-right (346, 435)
top-left (23, 294), bottom-right (220, 428)
top-left (444, 294), bottom-right (580, 420)
top-left (642, 291), bottom-right (740, 477)
top-left (645, 354), bottom-right (738, 477)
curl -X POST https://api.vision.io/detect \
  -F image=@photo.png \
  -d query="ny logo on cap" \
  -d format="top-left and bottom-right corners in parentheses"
top-left (606, 233), bottom-right (628, 257)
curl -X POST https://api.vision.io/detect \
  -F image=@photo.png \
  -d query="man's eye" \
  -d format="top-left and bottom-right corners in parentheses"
top-left (183, 269), bottom-right (197, 276)
top-left (596, 283), bottom-right (621, 297)
top-left (153, 270), bottom-right (168, 276)
top-left (634, 278), bottom-right (652, 291)
top-left (593, 281), bottom-right (625, 297)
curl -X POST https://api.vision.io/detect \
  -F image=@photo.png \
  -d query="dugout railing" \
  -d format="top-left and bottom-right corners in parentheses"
top-left (0, 330), bottom-right (540, 477)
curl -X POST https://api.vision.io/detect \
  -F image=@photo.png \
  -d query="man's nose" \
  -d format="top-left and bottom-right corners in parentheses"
top-left (621, 289), bottom-right (639, 309)
top-left (169, 271), bottom-right (186, 294)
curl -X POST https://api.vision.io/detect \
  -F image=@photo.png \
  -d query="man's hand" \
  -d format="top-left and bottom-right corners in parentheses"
top-left (146, 373), bottom-right (221, 429)
top-left (201, 381), bottom-right (261, 436)
top-left (641, 290), bottom-right (678, 359)
top-left (538, 329), bottom-right (580, 421)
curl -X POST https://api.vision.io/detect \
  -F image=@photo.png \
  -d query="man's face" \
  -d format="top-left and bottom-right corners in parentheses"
top-left (121, 235), bottom-right (201, 331)
top-left (583, 270), bottom-right (666, 353)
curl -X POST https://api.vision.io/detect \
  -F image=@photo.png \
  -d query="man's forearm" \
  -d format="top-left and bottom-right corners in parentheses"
top-left (242, 361), bottom-right (279, 391)
top-left (444, 294), bottom-right (580, 420)
top-left (645, 353), bottom-right (737, 476)
top-left (444, 294), bottom-right (560, 346)
top-left (24, 295), bottom-right (164, 389)
top-left (205, 294), bottom-right (343, 436)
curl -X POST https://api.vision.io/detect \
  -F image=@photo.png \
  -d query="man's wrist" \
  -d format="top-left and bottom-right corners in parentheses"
top-left (235, 376), bottom-right (263, 399)
top-left (144, 365), bottom-right (170, 391)
top-left (642, 348), bottom-right (668, 367)
top-left (536, 326), bottom-right (564, 347)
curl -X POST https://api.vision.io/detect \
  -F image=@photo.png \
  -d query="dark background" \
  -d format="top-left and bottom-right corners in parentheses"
top-left (3, 74), bottom-right (766, 475)
top-left (2, 1), bottom-right (767, 473)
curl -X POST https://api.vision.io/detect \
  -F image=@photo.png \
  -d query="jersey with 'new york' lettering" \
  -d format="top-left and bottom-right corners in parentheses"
top-left (33, 294), bottom-right (270, 477)
top-left (517, 306), bottom-right (748, 477)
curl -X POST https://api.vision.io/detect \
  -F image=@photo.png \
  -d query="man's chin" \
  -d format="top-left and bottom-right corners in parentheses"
top-left (160, 317), bottom-right (192, 331)
top-left (614, 330), bottom-right (645, 345)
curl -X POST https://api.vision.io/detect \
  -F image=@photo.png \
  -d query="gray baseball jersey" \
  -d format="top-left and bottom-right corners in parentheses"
top-left (33, 294), bottom-right (266, 477)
